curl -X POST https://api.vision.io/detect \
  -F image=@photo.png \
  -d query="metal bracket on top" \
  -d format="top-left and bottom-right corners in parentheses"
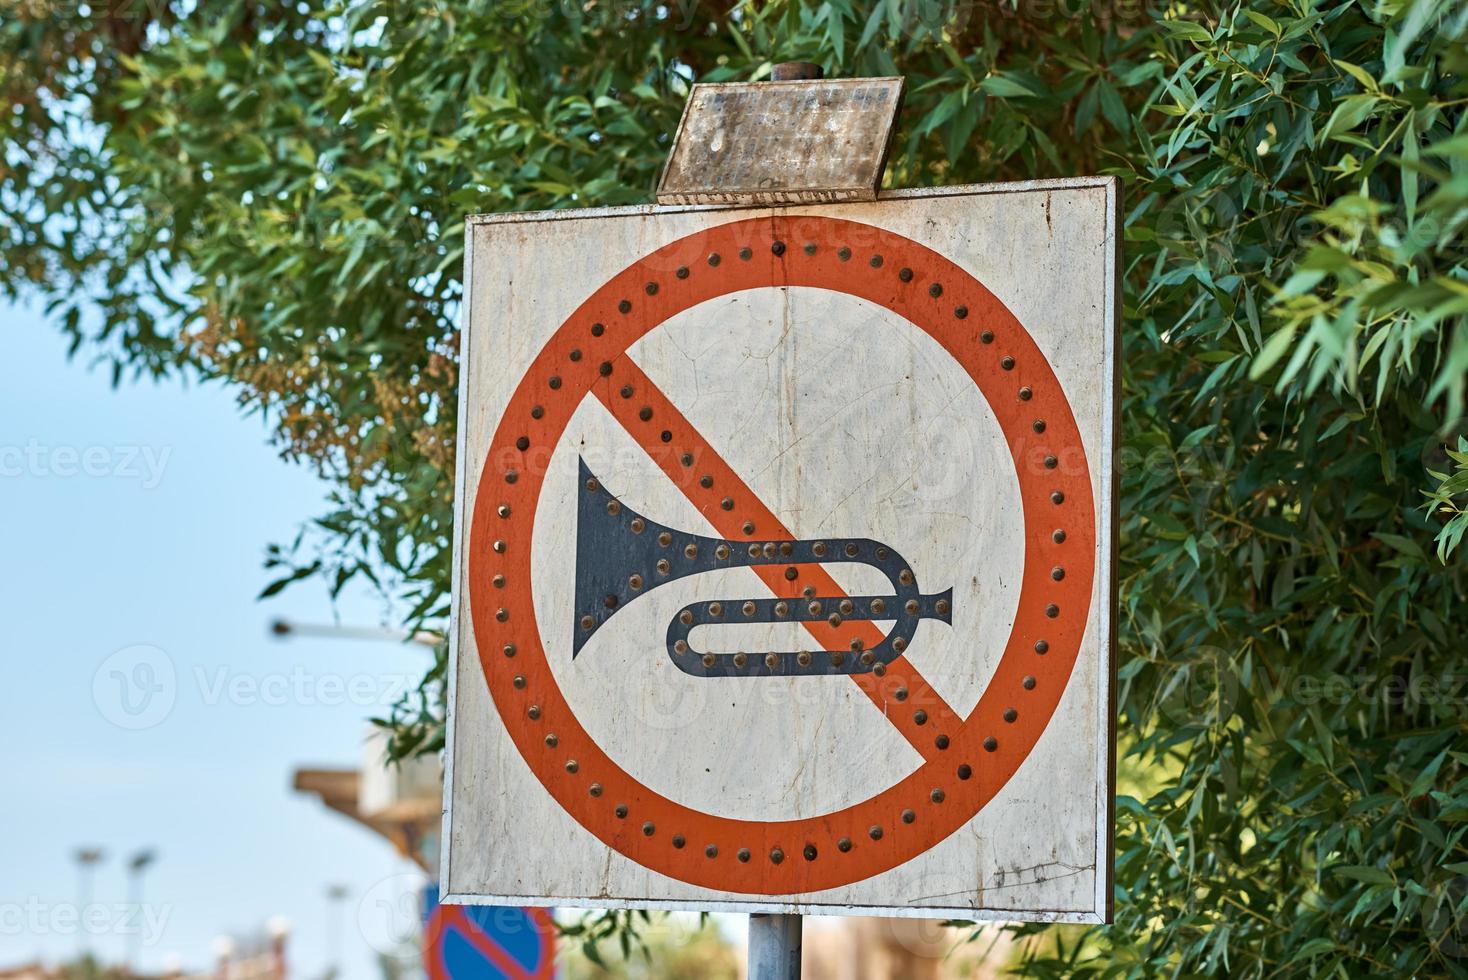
top-left (655, 63), bottom-right (904, 207)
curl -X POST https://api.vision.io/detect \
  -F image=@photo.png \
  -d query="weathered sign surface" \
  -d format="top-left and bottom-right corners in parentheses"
top-left (444, 178), bottom-right (1119, 922)
top-left (655, 78), bottom-right (903, 205)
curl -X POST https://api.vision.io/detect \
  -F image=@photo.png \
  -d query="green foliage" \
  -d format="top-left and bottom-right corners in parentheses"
top-left (4, 0), bottom-right (1468, 975)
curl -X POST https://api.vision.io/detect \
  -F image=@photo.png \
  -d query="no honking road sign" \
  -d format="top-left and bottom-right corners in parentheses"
top-left (443, 179), bottom-right (1119, 922)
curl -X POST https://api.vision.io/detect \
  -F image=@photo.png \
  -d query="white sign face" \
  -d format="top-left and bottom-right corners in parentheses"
top-left (443, 179), bottom-right (1119, 922)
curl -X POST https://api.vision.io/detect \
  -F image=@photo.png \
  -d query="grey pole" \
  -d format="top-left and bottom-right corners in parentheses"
top-left (739, 60), bottom-right (825, 980)
top-left (748, 913), bottom-right (802, 980)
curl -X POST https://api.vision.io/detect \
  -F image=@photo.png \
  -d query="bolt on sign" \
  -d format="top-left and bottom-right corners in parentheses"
top-left (443, 178), bottom-right (1120, 922)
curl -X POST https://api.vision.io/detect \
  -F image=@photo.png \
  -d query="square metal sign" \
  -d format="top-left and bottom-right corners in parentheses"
top-left (443, 178), bottom-right (1120, 922)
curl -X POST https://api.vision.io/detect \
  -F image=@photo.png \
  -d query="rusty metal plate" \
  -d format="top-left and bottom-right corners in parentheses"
top-left (655, 78), bottom-right (904, 206)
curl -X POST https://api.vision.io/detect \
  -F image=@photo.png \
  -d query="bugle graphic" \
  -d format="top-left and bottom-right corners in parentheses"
top-left (571, 458), bottom-right (952, 677)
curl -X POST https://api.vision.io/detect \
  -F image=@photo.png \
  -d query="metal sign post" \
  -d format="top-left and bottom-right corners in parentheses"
top-left (441, 62), bottom-right (1119, 980)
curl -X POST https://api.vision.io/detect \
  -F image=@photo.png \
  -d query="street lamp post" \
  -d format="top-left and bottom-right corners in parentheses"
top-left (73, 847), bottom-right (105, 961)
top-left (127, 849), bottom-right (158, 975)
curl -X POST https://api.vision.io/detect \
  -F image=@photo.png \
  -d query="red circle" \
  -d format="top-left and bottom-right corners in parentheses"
top-left (468, 215), bottom-right (1096, 893)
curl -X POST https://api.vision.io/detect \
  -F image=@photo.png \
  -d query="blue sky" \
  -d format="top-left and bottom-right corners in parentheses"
top-left (0, 299), bottom-right (428, 978)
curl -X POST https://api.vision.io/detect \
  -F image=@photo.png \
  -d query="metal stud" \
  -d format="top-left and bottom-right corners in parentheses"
top-left (733, 653), bottom-right (748, 668)
top-left (869, 826), bottom-right (883, 841)
top-left (1023, 675), bottom-right (1036, 690)
top-left (838, 247), bottom-right (852, 261)
top-left (629, 574), bottom-right (643, 590)
top-left (1004, 708), bottom-right (1018, 723)
top-left (503, 643), bottom-right (516, 657)
top-left (742, 521), bottom-right (755, 535)
top-left (739, 247), bottom-right (752, 261)
top-left (708, 602), bottom-right (723, 617)
top-left (935, 734), bottom-right (949, 750)
top-left (1046, 604), bottom-right (1059, 618)
top-left (570, 349), bottom-right (582, 361)
top-left (656, 559), bottom-right (670, 574)
top-left (699, 475), bottom-right (713, 488)
top-left (545, 734), bottom-right (558, 747)
top-left (715, 543), bottom-right (730, 559)
top-left (672, 834), bottom-right (686, 848)
top-left (935, 598), bottom-right (950, 616)
top-left (599, 361), bottom-right (613, 376)
top-left (643, 821), bottom-right (656, 836)
top-left (839, 599), bottom-right (854, 615)
top-left (803, 844), bottom-right (817, 861)
top-left (660, 430), bottom-right (672, 443)
top-left (513, 675), bottom-right (526, 689)
top-left (770, 847), bottom-right (784, 864)
top-left (742, 601), bottom-right (756, 617)
top-left (813, 542), bottom-right (827, 557)
top-left (901, 809), bottom-right (915, 824)
top-left (748, 544), bottom-right (761, 558)
top-left (957, 764), bottom-right (972, 780)
top-left (892, 637), bottom-right (906, 653)
top-left (981, 331), bottom-right (994, 344)
top-left (707, 253), bottom-right (720, 266)
top-left (630, 517), bottom-right (645, 533)
top-left (1053, 529), bottom-right (1067, 543)
top-left (774, 601), bottom-right (789, 617)
top-left (548, 375), bottom-right (562, 389)
top-left (645, 282), bottom-right (658, 296)
top-left (684, 543), bottom-right (698, 559)
top-left (898, 569), bottom-right (913, 585)
top-left (498, 504), bottom-right (511, 518)
top-left (680, 453), bottom-right (693, 467)
top-left (679, 610), bottom-right (694, 626)
top-left (493, 575), bottom-right (505, 588)
top-left (676, 266), bottom-right (689, 279)
top-left (930, 788), bottom-right (945, 803)
top-left (705, 844), bottom-right (718, 857)
top-left (913, 710), bottom-right (928, 726)
top-left (580, 615), bottom-right (594, 630)
top-left (764, 653), bottom-right (778, 669)
top-left (803, 243), bottom-right (817, 255)
top-left (844, 542), bottom-right (858, 557)
top-left (1045, 455), bottom-right (1058, 469)
top-left (590, 782), bottom-right (602, 796)
top-left (796, 651), bottom-right (811, 667)
top-left (869, 255), bottom-right (883, 268)
top-left (639, 406), bottom-right (653, 421)
top-left (829, 651), bottom-right (844, 668)
top-left (659, 531), bottom-right (672, 547)
top-left (762, 543), bottom-right (778, 558)
top-left (779, 542), bottom-right (793, 557)
top-left (673, 640), bottom-right (688, 654)
top-left (905, 600), bottom-right (919, 615)
top-left (1033, 419), bottom-right (1046, 433)
top-left (566, 759), bottom-right (578, 773)
top-left (737, 848), bottom-right (751, 862)
top-left (720, 497), bottom-right (734, 511)
top-left (1052, 567), bottom-right (1065, 581)
top-left (898, 267), bottom-right (913, 282)
top-left (528, 705), bottom-right (541, 720)
top-left (808, 601), bottom-right (822, 616)
top-left (771, 240), bottom-right (785, 256)
top-left (504, 470), bottom-right (518, 484)
top-left (496, 608), bottom-right (509, 622)
top-left (702, 654), bottom-right (716, 668)
top-left (983, 737), bottom-right (998, 752)
top-left (954, 305), bottom-right (968, 319)
top-left (784, 567), bottom-right (798, 581)
top-left (618, 300), bottom-right (631, 314)
top-left (1019, 386), bottom-right (1033, 401)
top-left (607, 500), bottom-right (621, 515)
top-left (928, 282), bottom-right (943, 298)
top-left (837, 837), bottom-right (852, 852)
top-left (1001, 356), bottom-right (1015, 370)
top-left (871, 598), bottom-right (886, 615)
top-left (531, 405), bottom-right (544, 419)
top-left (1051, 491), bottom-right (1065, 505)
top-left (615, 804), bottom-right (628, 818)
top-left (591, 322), bottom-right (605, 336)
top-left (894, 687), bottom-right (908, 701)
top-left (1035, 639), bottom-right (1050, 654)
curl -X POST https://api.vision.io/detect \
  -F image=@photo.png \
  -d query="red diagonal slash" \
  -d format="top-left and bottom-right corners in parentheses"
top-left (593, 355), bottom-right (961, 762)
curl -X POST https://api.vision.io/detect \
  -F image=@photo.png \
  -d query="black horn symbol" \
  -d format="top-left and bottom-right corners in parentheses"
top-left (572, 458), bottom-right (953, 677)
